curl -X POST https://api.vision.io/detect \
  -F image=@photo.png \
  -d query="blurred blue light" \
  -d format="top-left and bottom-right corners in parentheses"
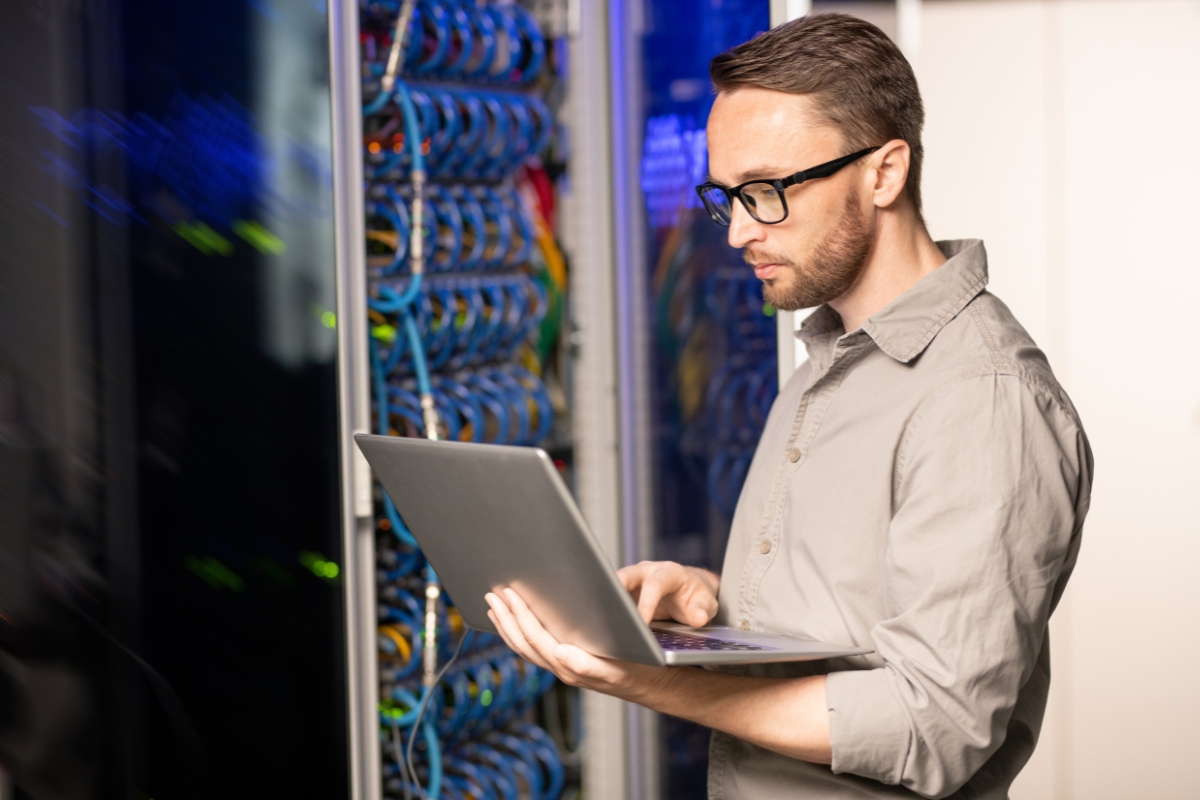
top-left (31, 92), bottom-right (330, 236)
top-left (640, 113), bottom-right (708, 229)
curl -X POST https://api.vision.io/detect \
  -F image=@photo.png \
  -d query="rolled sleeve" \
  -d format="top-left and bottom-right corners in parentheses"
top-left (826, 373), bottom-right (1090, 798)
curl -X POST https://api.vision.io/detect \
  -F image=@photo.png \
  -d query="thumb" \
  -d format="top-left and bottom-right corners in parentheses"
top-left (685, 604), bottom-right (711, 628)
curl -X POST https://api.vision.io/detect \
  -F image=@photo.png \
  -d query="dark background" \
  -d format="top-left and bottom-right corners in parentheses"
top-left (0, 0), bottom-right (350, 797)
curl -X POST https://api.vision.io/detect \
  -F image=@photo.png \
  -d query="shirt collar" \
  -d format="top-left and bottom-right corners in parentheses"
top-left (798, 239), bottom-right (989, 364)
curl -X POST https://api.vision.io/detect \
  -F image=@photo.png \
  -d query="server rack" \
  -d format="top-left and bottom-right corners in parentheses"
top-left (328, 1), bottom-right (628, 800)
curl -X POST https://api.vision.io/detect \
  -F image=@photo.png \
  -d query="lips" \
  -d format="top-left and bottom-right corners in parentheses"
top-left (752, 263), bottom-right (781, 281)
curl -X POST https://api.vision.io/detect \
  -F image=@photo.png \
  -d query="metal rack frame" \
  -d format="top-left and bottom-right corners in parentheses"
top-left (329, 0), bottom-right (382, 798)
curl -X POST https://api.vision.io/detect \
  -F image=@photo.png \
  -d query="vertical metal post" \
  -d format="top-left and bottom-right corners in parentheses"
top-left (328, 1), bottom-right (381, 798)
top-left (563, 1), bottom-right (634, 798)
top-left (608, 0), bottom-right (660, 797)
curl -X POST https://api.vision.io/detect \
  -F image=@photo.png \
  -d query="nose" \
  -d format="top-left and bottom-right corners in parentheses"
top-left (726, 198), bottom-right (767, 250)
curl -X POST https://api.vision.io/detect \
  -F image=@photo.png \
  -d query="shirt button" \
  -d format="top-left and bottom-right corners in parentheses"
top-left (788, 448), bottom-right (801, 463)
top-left (739, 620), bottom-right (750, 631)
top-left (759, 540), bottom-right (772, 554)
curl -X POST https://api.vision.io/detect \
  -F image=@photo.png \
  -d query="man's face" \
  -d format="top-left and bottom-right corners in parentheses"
top-left (706, 87), bottom-right (874, 312)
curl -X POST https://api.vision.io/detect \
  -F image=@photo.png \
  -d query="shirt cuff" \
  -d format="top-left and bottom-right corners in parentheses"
top-left (826, 667), bottom-right (911, 786)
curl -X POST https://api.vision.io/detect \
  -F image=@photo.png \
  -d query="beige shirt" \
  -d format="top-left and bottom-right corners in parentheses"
top-left (709, 240), bottom-right (1093, 799)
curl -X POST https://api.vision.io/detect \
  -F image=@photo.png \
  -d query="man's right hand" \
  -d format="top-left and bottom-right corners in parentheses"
top-left (616, 561), bottom-right (720, 627)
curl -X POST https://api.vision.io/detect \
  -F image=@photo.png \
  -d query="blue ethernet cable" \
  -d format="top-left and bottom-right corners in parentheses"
top-left (405, 630), bottom-right (471, 800)
top-left (370, 331), bottom-right (420, 549)
top-left (458, 743), bottom-right (520, 800)
top-left (365, 4), bottom-right (564, 798)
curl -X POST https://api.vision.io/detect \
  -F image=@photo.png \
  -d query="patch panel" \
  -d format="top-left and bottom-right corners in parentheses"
top-left (360, 2), bottom-right (570, 798)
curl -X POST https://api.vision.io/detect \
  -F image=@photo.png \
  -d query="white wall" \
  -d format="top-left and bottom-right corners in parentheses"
top-left (915, 2), bottom-right (1200, 798)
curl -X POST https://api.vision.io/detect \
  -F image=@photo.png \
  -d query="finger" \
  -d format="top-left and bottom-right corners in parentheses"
top-left (486, 593), bottom-right (552, 670)
top-left (674, 585), bottom-right (718, 627)
top-left (683, 602), bottom-right (712, 628)
top-left (487, 609), bottom-right (521, 654)
top-left (503, 588), bottom-right (566, 669)
top-left (492, 596), bottom-right (554, 671)
top-left (616, 561), bottom-right (654, 592)
top-left (637, 567), bottom-right (676, 625)
top-left (485, 595), bottom-right (524, 654)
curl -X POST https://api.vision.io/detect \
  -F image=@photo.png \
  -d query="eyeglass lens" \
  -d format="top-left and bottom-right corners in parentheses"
top-left (741, 182), bottom-right (785, 223)
top-left (699, 185), bottom-right (732, 225)
top-left (699, 182), bottom-right (787, 226)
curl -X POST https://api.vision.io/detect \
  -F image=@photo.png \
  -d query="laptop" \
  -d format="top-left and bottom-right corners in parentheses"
top-left (355, 434), bottom-right (872, 666)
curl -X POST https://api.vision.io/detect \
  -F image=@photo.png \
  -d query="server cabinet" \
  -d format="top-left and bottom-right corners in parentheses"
top-left (0, 0), bottom-right (354, 797)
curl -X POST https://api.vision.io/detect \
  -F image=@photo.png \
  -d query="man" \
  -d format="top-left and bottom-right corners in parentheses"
top-left (486, 13), bottom-right (1092, 799)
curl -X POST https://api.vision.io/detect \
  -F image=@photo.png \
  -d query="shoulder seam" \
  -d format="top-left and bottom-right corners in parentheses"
top-left (967, 300), bottom-right (1013, 372)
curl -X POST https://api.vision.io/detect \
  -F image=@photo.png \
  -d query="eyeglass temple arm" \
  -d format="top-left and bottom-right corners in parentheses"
top-left (781, 146), bottom-right (881, 188)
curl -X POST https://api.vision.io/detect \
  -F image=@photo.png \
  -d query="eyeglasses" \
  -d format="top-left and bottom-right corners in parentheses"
top-left (694, 147), bottom-right (880, 227)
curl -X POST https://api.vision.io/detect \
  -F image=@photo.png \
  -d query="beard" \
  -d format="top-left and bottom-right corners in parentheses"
top-left (745, 191), bottom-right (873, 312)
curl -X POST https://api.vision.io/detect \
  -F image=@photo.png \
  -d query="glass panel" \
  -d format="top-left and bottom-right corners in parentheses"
top-left (0, 0), bottom-right (348, 797)
top-left (637, 1), bottom-right (773, 796)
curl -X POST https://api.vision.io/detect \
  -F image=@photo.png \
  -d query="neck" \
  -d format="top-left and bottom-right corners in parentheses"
top-left (827, 209), bottom-right (946, 333)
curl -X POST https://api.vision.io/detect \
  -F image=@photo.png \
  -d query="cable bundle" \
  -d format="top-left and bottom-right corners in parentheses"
top-left (361, 2), bottom-right (568, 798)
top-left (702, 356), bottom-right (775, 515)
top-left (365, 89), bottom-right (554, 182)
top-left (698, 270), bottom-right (777, 516)
top-left (380, 633), bottom-right (564, 800)
top-left (366, 185), bottom-right (539, 274)
top-left (372, 275), bottom-right (547, 367)
top-left (362, 0), bottom-right (546, 87)
top-left (378, 366), bottom-right (553, 446)
top-left (655, 222), bottom-right (779, 520)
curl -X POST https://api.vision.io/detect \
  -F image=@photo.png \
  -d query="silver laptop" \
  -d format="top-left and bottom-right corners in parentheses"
top-left (355, 434), bottom-right (872, 666)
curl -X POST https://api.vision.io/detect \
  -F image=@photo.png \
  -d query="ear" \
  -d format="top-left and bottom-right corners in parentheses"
top-left (870, 139), bottom-right (911, 210)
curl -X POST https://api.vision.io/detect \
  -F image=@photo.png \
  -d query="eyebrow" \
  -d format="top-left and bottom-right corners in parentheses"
top-left (706, 165), bottom-right (792, 186)
top-left (739, 165), bottom-right (793, 182)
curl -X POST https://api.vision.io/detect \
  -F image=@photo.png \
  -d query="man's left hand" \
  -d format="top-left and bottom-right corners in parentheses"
top-left (486, 587), bottom-right (832, 765)
top-left (485, 588), bottom-right (673, 703)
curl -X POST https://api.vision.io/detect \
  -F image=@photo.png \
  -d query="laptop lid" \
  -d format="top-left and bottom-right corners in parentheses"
top-left (354, 434), bottom-right (666, 665)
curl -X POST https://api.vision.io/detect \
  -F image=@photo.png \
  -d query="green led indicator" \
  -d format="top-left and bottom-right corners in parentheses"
top-left (321, 311), bottom-right (336, 329)
top-left (480, 689), bottom-right (493, 707)
top-left (762, 303), bottom-right (776, 317)
top-left (372, 324), bottom-right (397, 343)
top-left (173, 221), bottom-right (233, 257)
top-left (299, 551), bottom-right (339, 581)
top-left (232, 219), bottom-right (287, 255)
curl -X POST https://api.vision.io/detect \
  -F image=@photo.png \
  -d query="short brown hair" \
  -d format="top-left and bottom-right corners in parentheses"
top-left (710, 13), bottom-right (926, 217)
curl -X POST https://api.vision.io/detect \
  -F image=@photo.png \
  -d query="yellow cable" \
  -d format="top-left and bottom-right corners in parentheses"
top-left (366, 230), bottom-right (400, 250)
top-left (378, 624), bottom-right (413, 664)
top-left (532, 214), bottom-right (567, 291)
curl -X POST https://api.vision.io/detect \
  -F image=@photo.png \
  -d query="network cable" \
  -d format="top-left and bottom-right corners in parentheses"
top-left (363, 3), bottom-right (567, 798)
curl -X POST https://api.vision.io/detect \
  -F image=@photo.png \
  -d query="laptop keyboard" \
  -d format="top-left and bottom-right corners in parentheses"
top-left (655, 630), bottom-right (776, 652)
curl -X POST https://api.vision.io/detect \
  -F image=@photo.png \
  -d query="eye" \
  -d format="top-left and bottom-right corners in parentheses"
top-left (746, 183), bottom-right (777, 200)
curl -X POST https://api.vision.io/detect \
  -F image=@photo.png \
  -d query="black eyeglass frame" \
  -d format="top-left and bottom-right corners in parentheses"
top-left (694, 146), bottom-right (881, 226)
